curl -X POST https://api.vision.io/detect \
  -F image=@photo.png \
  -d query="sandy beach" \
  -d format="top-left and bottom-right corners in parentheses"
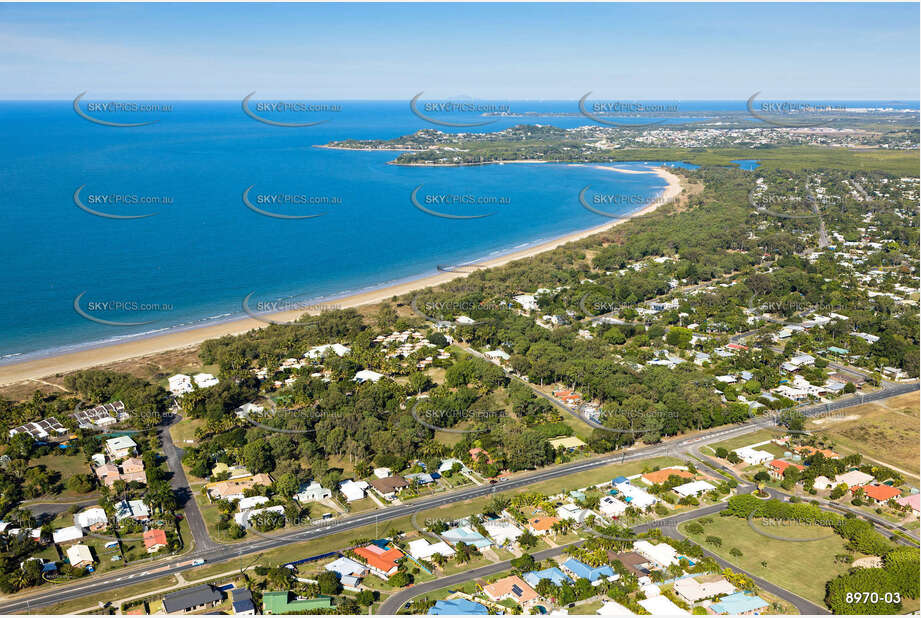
top-left (0, 166), bottom-right (683, 386)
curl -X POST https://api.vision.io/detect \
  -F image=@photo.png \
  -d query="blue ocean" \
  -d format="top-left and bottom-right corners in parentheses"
top-left (0, 100), bottom-right (914, 361)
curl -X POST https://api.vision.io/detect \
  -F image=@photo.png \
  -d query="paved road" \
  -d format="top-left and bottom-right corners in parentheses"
top-left (159, 414), bottom-right (218, 552)
top-left (0, 382), bottom-right (915, 614)
top-left (379, 494), bottom-right (828, 615)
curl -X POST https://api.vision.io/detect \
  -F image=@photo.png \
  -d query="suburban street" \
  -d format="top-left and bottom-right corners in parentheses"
top-left (0, 381), bottom-right (915, 614)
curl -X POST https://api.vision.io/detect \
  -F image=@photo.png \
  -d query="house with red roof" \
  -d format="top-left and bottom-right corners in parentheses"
top-left (768, 459), bottom-right (805, 480)
top-left (854, 484), bottom-right (902, 504)
top-left (144, 528), bottom-right (168, 553)
top-left (896, 493), bottom-right (920, 517)
top-left (352, 545), bottom-right (404, 579)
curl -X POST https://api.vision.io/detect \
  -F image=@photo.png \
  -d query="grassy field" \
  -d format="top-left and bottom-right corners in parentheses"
top-left (680, 514), bottom-right (866, 606)
top-left (708, 428), bottom-right (785, 454)
top-left (807, 391), bottom-right (919, 475)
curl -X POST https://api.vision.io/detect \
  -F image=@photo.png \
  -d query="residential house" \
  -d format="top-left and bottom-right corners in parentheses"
top-left (639, 595), bottom-right (689, 615)
top-left (526, 516), bottom-right (560, 536)
top-left (673, 481), bottom-right (716, 498)
top-left (633, 540), bottom-right (679, 568)
top-left (73, 508), bottom-right (108, 532)
top-left (834, 470), bottom-right (874, 488)
top-left (607, 551), bottom-right (649, 577)
top-left (523, 567), bottom-right (572, 588)
top-left (231, 588), bottom-right (256, 615)
top-left (294, 481), bottom-right (331, 503)
top-left (734, 447), bottom-right (773, 465)
top-left (104, 436), bottom-right (138, 460)
top-left (234, 505), bottom-right (285, 527)
top-left (557, 503), bottom-right (592, 524)
top-left (305, 343), bottom-right (351, 359)
top-left (144, 529), bottom-right (168, 553)
top-left (65, 544), bottom-right (94, 569)
top-left (338, 480), bottom-right (369, 502)
top-left (370, 475), bottom-right (409, 500)
top-left (427, 599), bottom-right (488, 615)
top-left (673, 575), bottom-right (735, 603)
top-left (768, 459), bottom-right (805, 480)
top-left (53, 526), bottom-right (84, 544)
top-left (162, 585), bottom-right (224, 614)
top-left (896, 493), bottom-right (921, 517)
top-left (441, 525), bottom-right (492, 549)
top-left (115, 499), bottom-right (150, 522)
top-left (168, 374), bottom-right (193, 396)
top-left (262, 591), bottom-right (332, 615)
top-left (613, 482), bottom-right (658, 509)
top-left (596, 601), bottom-right (634, 615)
top-left (325, 556), bottom-right (368, 581)
top-left (237, 495), bottom-right (271, 511)
top-left (407, 538), bottom-right (455, 561)
top-left (193, 373), bottom-right (219, 388)
top-left (483, 575), bottom-right (540, 607)
top-left (353, 369), bottom-right (385, 383)
top-left (561, 558), bottom-right (615, 584)
top-left (9, 417), bottom-right (67, 440)
top-left (481, 519), bottom-right (524, 545)
top-left (207, 473), bottom-right (273, 502)
top-left (599, 496), bottom-right (628, 518)
top-left (855, 484), bottom-right (902, 504)
top-left (352, 545), bottom-right (404, 579)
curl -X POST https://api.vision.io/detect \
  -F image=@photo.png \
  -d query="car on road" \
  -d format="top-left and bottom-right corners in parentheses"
top-left (191, 559), bottom-right (205, 566)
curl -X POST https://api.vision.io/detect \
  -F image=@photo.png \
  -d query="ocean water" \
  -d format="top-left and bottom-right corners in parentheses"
top-left (0, 100), bottom-right (913, 361)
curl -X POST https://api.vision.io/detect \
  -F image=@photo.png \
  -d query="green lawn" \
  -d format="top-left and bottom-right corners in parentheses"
top-left (708, 429), bottom-right (784, 454)
top-left (680, 514), bottom-right (866, 606)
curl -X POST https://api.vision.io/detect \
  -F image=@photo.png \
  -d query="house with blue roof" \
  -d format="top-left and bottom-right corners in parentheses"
top-left (709, 591), bottom-right (769, 615)
top-left (561, 558), bottom-right (616, 584)
top-left (569, 490), bottom-right (586, 502)
top-left (612, 476), bottom-right (628, 486)
top-left (523, 567), bottom-right (573, 588)
top-left (441, 526), bottom-right (492, 550)
top-left (427, 599), bottom-right (489, 615)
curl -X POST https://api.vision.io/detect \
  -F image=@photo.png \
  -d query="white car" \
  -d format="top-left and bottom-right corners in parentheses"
top-left (191, 559), bottom-right (205, 566)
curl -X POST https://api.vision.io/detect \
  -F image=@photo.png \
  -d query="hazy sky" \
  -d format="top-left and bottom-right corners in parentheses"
top-left (1, 2), bottom-right (918, 99)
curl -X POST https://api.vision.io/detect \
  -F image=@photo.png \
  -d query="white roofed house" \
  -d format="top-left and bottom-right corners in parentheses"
top-left (193, 373), bottom-right (219, 388)
top-left (484, 349), bottom-right (511, 362)
top-left (295, 481), bottom-right (332, 503)
top-left (168, 374), bottom-right (193, 396)
top-left (673, 481), bottom-right (716, 498)
top-left (73, 507), bottom-right (109, 531)
top-left (235, 505), bottom-right (285, 527)
top-left (115, 499), bottom-right (150, 522)
top-left (105, 436), bottom-right (137, 460)
top-left (353, 369), bottom-right (385, 384)
top-left (53, 525), bottom-right (85, 545)
top-left (633, 540), bottom-right (678, 569)
top-left (66, 544), bottom-right (95, 570)
top-left (557, 503), bottom-right (593, 524)
top-left (482, 519), bottom-right (524, 545)
top-left (513, 294), bottom-right (539, 312)
top-left (407, 538), bottom-right (456, 561)
top-left (734, 446), bottom-right (773, 465)
top-left (599, 496), bottom-right (628, 518)
top-left (339, 480), bottom-right (369, 502)
top-left (306, 343), bottom-right (351, 359)
top-left (237, 495), bottom-right (271, 511)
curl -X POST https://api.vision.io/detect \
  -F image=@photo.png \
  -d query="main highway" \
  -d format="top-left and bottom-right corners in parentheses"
top-left (0, 381), bottom-right (915, 614)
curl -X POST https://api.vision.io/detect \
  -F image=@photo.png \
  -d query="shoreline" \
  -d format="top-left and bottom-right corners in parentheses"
top-left (0, 165), bottom-right (683, 387)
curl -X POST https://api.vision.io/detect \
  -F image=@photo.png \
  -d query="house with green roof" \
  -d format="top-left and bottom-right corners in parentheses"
top-left (262, 591), bottom-right (333, 615)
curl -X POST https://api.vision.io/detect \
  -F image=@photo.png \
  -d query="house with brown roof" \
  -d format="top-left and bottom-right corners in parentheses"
top-left (607, 551), bottom-right (649, 577)
top-left (469, 447), bottom-right (494, 464)
top-left (526, 516), bottom-right (559, 536)
top-left (483, 575), bottom-right (540, 607)
top-left (642, 468), bottom-right (693, 485)
top-left (795, 445), bottom-right (840, 460)
top-left (95, 457), bottom-right (146, 487)
top-left (369, 475), bottom-right (409, 500)
top-left (207, 473), bottom-right (273, 501)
